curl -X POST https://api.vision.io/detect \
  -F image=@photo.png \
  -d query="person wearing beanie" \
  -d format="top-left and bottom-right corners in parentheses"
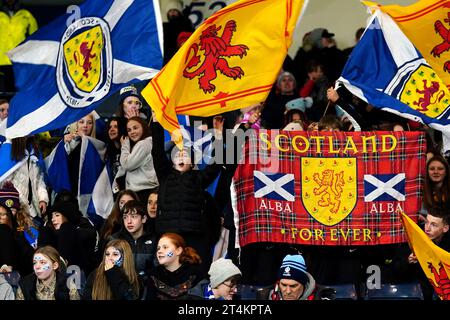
top-left (0, 182), bottom-right (20, 214)
top-left (116, 85), bottom-right (147, 120)
top-left (187, 258), bottom-right (242, 300)
top-left (266, 254), bottom-right (317, 300)
top-left (163, 0), bottom-right (194, 64)
top-left (262, 71), bottom-right (299, 129)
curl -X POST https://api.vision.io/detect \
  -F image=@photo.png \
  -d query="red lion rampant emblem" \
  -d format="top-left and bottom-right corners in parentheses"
top-left (431, 6), bottom-right (450, 73)
top-left (73, 41), bottom-right (97, 78)
top-left (427, 261), bottom-right (450, 300)
top-left (413, 79), bottom-right (445, 112)
top-left (183, 20), bottom-right (249, 93)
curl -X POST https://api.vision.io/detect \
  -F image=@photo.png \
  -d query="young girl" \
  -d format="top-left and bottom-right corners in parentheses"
top-left (423, 155), bottom-right (450, 211)
top-left (83, 239), bottom-right (142, 300)
top-left (115, 117), bottom-right (158, 201)
top-left (146, 233), bottom-right (204, 300)
top-left (16, 246), bottom-right (79, 300)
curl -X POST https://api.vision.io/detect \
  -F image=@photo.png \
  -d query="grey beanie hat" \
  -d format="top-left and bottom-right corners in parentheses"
top-left (208, 258), bottom-right (242, 288)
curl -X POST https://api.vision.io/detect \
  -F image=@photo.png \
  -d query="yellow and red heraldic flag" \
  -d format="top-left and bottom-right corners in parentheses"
top-left (364, 0), bottom-right (450, 89)
top-left (400, 211), bottom-right (450, 300)
top-left (142, 0), bottom-right (308, 143)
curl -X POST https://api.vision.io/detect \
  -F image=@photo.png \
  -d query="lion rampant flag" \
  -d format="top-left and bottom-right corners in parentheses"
top-left (142, 0), bottom-right (308, 144)
top-left (400, 211), bottom-right (450, 300)
top-left (364, 0), bottom-right (450, 89)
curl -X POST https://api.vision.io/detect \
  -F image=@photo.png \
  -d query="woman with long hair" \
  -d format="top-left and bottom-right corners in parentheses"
top-left (105, 117), bottom-right (127, 182)
top-left (146, 233), bottom-right (204, 300)
top-left (423, 155), bottom-right (450, 211)
top-left (83, 239), bottom-right (142, 300)
top-left (115, 117), bottom-right (158, 201)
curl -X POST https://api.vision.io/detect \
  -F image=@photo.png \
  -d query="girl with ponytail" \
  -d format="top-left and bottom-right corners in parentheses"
top-left (146, 233), bottom-right (204, 300)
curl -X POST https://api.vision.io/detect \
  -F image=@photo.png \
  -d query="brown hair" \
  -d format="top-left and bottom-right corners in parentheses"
top-left (424, 155), bottom-right (450, 210)
top-left (35, 246), bottom-right (67, 273)
top-left (0, 203), bottom-right (13, 229)
top-left (92, 239), bottom-right (140, 300)
top-left (126, 117), bottom-right (151, 150)
top-left (160, 233), bottom-right (201, 265)
top-left (15, 204), bottom-right (37, 231)
top-left (99, 189), bottom-right (140, 240)
top-left (318, 114), bottom-right (343, 131)
top-left (11, 136), bottom-right (40, 161)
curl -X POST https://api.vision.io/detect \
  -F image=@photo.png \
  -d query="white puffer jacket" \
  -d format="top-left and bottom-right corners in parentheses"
top-left (6, 150), bottom-right (49, 218)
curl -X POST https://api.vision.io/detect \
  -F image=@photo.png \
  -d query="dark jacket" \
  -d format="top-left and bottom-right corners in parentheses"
top-left (151, 122), bottom-right (221, 236)
top-left (0, 224), bottom-right (17, 269)
top-left (110, 228), bottom-right (156, 279)
top-left (18, 272), bottom-right (70, 300)
top-left (38, 221), bottom-right (97, 275)
top-left (82, 265), bottom-right (143, 300)
top-left (146, 263), bottom-right (204, 300)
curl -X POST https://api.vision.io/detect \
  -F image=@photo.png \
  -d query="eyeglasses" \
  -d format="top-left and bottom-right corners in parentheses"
top-left (222, 282), bottom-right (238, 290)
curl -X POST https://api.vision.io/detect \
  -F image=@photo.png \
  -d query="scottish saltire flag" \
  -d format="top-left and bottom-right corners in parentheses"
top-left (254, 171), bottom-right (295, 202)
top-left (45, 140), bottom-right (71, 193)
top-left (0, 141), bottom-right (26, 183)
top-left (339, 9), bottom-right (450, 134)
top-left (400, 211), bottom-right (450, 300)
top-left (45, 136), bottom-right (113, 222)
top-left (142, 0), bottom-right (309, 147)
top-left (87, 164), bottom-right (114, 228)
top-left (6, 0), bottom-right (163, 139)
top-left (364, 174), bottom-right (405, 202)
top-left (78, 136), bottom-right (108, 217)
top-left (232, 131), bottom-right (425, 247)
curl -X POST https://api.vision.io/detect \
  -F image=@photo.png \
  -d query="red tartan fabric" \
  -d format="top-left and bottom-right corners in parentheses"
top-left (233, 130), bottom-right (426, 247)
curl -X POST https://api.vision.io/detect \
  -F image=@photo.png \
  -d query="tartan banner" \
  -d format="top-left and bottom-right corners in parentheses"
top-left (232, 130), bottom-right (426, 247)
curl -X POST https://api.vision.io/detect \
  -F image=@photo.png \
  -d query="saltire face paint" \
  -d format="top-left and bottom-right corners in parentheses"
top-left (167, 251), bottom-right (174, 258)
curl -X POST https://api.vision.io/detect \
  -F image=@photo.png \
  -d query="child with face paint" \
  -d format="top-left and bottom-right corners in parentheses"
top-left (15, 246), bottom-right (80, 300)
top-left (146, 233), bottom-right (204, 300)
top-left (82, 239), bottom-right (142, 300)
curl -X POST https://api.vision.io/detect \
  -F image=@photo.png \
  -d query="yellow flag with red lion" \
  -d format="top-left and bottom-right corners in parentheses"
top-left (400, 211), bottom-right (450, 300)
top-left (142, 0), bottom-right (308, 144)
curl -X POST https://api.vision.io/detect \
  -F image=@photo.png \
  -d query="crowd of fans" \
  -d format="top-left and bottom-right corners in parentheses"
top-left (0, 0), bottom-right (449, 301)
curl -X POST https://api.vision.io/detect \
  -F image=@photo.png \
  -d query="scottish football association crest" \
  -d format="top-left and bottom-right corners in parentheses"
top-left (56, 17), bottom-right (112, 108)
top-left (400, 64), bottom-right (450, 118)
top-left (302, 157), bottom-right (357, 226)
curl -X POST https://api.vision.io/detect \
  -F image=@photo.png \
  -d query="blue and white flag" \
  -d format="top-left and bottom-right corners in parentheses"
top-left (254, 171), bottom-right (295, 202)
top-left (0, 141), bottom-right (26, 184)
top-left (339, 10), bottom-right (450, 135)
top-left (87, 165), bottom-right (114, 227)
top-left (45, 140), bottom-right (71, 193)
top-left (45, 136), bottom-right (113, 222)
top-left (78, 136), bottom-right (107, 216)
top-left (6, 0), bottom-right (163, 139)
top-left (364, 173), bottom-right (405, 202)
